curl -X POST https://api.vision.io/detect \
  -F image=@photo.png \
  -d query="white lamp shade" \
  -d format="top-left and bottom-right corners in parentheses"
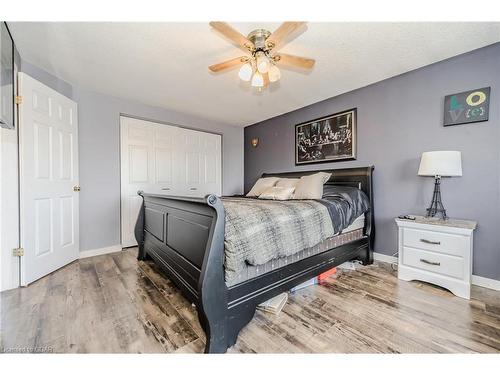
top-left (268, 65), bottom-right (281, 82)
top-left (238, 63), bottom-right (253, 82)
top-left (418, 151), bottom-right (462, 177)
top-left (251, 71), bottom-right (264, 87)
top-left (256, 52), bottom-right (270, 74)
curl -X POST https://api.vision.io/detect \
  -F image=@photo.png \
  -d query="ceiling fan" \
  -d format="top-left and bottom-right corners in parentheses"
top-left (208, 22), bottom-right (315, 90)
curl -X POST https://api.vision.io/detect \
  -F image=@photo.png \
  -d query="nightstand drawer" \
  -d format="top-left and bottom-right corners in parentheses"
top-left (402, 228), bottom-right (467, 257)
top-left (402, 247), bottom-right (464, 279)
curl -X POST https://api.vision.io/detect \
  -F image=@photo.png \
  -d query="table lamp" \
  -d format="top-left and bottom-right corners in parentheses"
top-left (418, 151), bottom-right (462, 220)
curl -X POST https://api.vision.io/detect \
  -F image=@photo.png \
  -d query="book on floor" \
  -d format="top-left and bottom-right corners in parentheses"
top-left (318, 267), bottom-right (337, 282)
top-left (290, 277), bottom-right (318, 292)
top-left (257, 292), bottom-right (288, 315)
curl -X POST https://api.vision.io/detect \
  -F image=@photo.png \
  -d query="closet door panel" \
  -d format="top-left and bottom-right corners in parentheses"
top-left (200, 132), bottom-right (222, 196)
top-left (176, 128), bottom-right (203, 196)
top-left (173, 128), bottom-right (187, 194)
top-left (154, 126), bottom-right (176, 194)
top-left (121, 118), bottom-right (154, 247)
top-left (186, 152), bottom-right (200, 183)
top-left (121, 117), bottom-right (222, 246)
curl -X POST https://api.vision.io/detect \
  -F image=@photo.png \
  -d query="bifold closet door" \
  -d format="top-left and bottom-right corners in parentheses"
top-left (120, 117), bottom-right (176, 247)
top-left (176, 127), bottom-right (222, 197)
top-left (120, 116), bottom-right (222, 247)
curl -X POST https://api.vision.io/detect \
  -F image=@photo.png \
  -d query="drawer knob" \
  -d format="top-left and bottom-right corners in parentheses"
top-left (420, 258), bottom-right (441, 266)
top-left (420, 238), bottom-right (441, 245)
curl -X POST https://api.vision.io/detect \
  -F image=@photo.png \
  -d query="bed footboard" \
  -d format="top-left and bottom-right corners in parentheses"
top-left (134, 192), bottom-right (229, 353)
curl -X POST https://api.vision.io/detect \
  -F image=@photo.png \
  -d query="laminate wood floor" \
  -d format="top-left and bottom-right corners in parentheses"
top-left (1, 248), bottom-right (499, 353)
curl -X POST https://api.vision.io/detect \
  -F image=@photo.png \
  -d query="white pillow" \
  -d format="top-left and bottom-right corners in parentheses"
top-left (246, 177), bottom-right (280, 197)
top-left (258, 186), bottom-right (295, 200)
top-left (276, 178), bottom-right (300, 189)
top-left (292, 172), bottom-right (332, 200)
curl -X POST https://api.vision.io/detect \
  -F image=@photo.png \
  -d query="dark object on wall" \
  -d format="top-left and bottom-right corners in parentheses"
top-left (443, 87), bottom-right (490, 126)
top-left (295, 108), bottom-right (356, 165)
top-left (135, 166), bottom-right (375, 353)
top-left (0, 22), bottom-right (14, 130)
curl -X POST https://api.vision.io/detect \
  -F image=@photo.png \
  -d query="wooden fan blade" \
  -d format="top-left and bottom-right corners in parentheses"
top-left (266, 22), bottom-right (306, 49)
top-left (262, 72), bottom-right (270, 87)
top-left (274, 53), bottom-right (315, 69)
top-left (208, 56), bottom-right (249, 72)
top-left (209, 22), bottom-right (255, 51)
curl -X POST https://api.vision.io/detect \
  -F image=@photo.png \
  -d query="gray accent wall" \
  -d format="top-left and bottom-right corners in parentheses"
top-left (245, 43), bottom-right (500, 281)
top-left (20, 61), bottom-right (244, 252)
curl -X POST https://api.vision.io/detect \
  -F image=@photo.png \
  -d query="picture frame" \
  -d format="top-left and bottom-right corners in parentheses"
top-left (443, 87), bottom-right (490, 127)
top-left (0, 22), bottom-right (15, 130)
top-left (295, 108), bottom-right (357, 165)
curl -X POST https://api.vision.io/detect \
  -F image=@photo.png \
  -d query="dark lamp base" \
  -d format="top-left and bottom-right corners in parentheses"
top-left (426, 176), bottom-right (447, 220)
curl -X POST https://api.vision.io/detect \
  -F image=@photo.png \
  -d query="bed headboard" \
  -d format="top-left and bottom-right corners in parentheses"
top-left (261, 166), bottom-right (375, 251)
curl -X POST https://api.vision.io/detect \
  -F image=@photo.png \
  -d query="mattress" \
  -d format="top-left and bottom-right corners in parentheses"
top-left (226, 214), bottom-right (365, 287)
top-left (341, 213), bottom-right (365, 233)
top-left (223, 188), bottom-right (369, 284)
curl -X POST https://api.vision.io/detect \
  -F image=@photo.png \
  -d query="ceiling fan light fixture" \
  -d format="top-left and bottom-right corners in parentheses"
top-left (238, 62), bottom-right (253, 82)
top-left (256, 52), bottom-right (270, 74)
top-left (251, 71), bottom-right (264, 87)
top-left (208, 22), bottom-right (314, 92)
top-left (268, 64), bottom-right (281, 82)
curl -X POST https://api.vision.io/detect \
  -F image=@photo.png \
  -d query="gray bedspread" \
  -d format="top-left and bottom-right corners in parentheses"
top-left (222, 188), bottom-right (368, 282)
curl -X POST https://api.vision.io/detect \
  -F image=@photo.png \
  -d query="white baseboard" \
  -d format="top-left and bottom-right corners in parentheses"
top-left (471, 275), bottom-right (500, 291)
top-left (79, 244), bottom-right (122, 259)
top-left (373, 252), bottom-right (398, 264)
top-left (373, 252), bottom-right (500, 292)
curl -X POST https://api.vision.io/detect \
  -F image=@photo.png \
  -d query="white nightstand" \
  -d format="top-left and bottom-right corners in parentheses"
top-left (395, 216), bottom-right (477, 299)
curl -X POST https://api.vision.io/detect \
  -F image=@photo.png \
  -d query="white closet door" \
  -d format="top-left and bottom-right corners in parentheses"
top-left (200, 132), bottom-right (222, 196)
top-left (154, 124), bottom-right (176, 194)
top-left (176, 127), bottom-right (202, 195)
top-left (176, 128), bottom-right (222, 197)
top-left (120, 116), bottom-right (221, 247)
top-left (19, 73), bottom-right (80, 285)
top-left (120, 117), bottom-right (175, 247)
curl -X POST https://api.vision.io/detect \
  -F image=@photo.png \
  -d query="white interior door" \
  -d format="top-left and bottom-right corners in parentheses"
top-left (120, 116), bottom-right (221, 247)
top-left (19, 73), bottom-right (79, 285)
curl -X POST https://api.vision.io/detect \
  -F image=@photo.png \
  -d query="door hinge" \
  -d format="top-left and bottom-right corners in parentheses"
top-left (13, 247), bottom-right (24, 257)
top-left (15, 95), bottom-right (22, 105)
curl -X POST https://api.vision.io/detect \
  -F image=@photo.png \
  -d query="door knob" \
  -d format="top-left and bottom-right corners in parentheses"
top-left (73, 185), bottom-right (81, 192)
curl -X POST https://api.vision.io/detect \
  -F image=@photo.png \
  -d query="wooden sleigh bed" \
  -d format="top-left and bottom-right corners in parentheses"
top-left (134, 166), bottom-right (375, 353)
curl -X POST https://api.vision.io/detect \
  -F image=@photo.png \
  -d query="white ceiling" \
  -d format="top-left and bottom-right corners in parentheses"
top-left (9, 22), bottom-right (500, 127)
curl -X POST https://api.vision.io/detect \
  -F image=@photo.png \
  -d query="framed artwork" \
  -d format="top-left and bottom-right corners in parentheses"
top-left (295, 108), bottom-right (356, 165)
top-left (0, 22), bottom-right (15, 129)
top-left (444, 87), bottom-right (490, 127)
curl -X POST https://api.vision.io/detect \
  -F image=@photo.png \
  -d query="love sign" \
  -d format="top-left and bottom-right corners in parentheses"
top-left (444, 87), bottom-right (490, 126)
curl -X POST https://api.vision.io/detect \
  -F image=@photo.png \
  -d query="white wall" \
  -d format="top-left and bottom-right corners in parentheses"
top-left (1, 52), bottom-right (20, 291)
top-left (0, 127), bottom-right (20, 291)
